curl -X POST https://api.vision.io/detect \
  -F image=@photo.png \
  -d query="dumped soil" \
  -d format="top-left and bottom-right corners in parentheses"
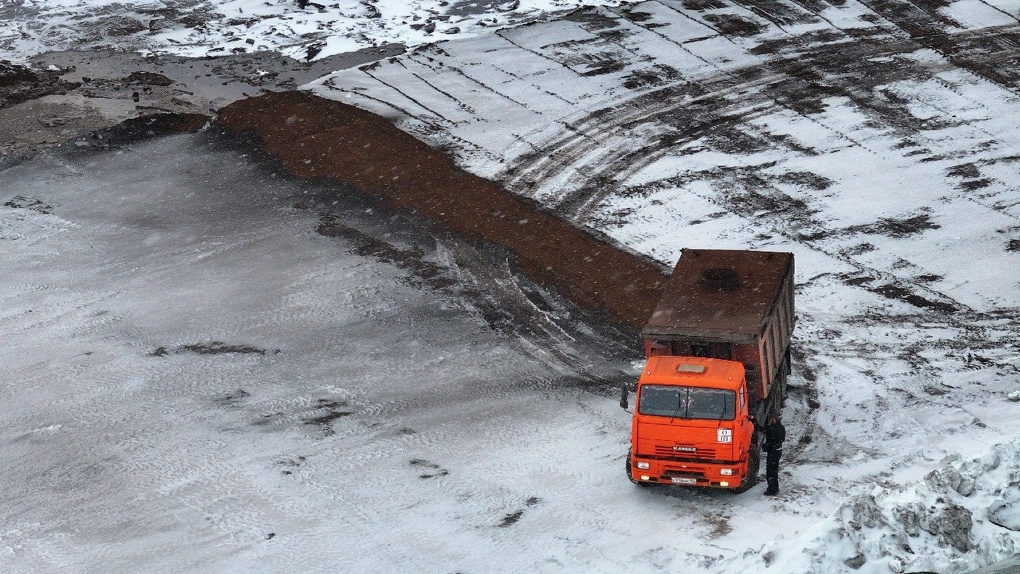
top-left (214, 91), bottom-right (669, 330)
top-left (0, 61), bottom-right (79, 107)
top-left (5, 45), bottom-right (672, 332)
top-left (0, 46), bottom-right (404, 164)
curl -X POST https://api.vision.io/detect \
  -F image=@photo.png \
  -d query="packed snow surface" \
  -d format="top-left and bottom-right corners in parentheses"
top-left (4, 0), bottom-right (1020, 573)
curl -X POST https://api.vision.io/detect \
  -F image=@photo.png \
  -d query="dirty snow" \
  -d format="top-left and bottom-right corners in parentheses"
top-left (4, 1), bottom-right (1020, 573)
top-left (0, 0), bottom-right (623, 64)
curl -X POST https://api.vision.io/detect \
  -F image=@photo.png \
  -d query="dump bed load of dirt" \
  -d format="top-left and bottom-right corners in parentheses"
top-left (214, 90), bottom-right (668, 330)
top-left (643, 249), bottom-right (794, 341)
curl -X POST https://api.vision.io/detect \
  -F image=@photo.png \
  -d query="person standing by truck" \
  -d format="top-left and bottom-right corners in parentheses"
top-left (752, 414), bottom-right (786, 496)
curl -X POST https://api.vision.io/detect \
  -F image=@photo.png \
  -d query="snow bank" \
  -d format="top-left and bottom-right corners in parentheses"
top-left (724, 437), bottom-right (1020, 574)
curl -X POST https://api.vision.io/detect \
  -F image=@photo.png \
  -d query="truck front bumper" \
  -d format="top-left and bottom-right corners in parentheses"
top-left (630, 457), bottom-right (746, 488)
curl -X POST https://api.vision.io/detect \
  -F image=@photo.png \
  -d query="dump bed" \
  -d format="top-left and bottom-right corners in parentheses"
top-left (642, 249), bottom-right (794, 344)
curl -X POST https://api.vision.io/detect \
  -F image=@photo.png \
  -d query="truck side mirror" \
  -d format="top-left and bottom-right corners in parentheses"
top-left (620, 384), bottom-right (629, 410)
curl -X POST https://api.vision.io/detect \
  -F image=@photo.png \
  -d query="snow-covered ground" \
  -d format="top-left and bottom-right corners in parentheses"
top-left (3, 0), bottom-right (1020, 573)
top-left (305, 3), bottom-right (1020, 569)
top-left (0, 135), bottom-right (636, 572)
top-left (0, 0), bottom-right (623, 64)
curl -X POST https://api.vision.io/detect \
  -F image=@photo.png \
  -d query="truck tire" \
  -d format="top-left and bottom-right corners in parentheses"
top-left (729, 436), bottom-right (761, 493)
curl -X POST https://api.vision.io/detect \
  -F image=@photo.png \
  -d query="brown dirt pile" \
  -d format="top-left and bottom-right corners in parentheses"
top-left (214, 90), bottom-right (667, 330)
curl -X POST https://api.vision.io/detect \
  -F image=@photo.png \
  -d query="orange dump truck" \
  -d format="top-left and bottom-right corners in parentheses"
top-left (620, 249), bottom-right (795, 492)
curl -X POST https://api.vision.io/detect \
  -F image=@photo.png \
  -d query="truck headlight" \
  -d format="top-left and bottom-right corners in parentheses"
top-left (720, 468), bottom-right (734, 476)
top-left (636, 462), bottom-right (650, 470)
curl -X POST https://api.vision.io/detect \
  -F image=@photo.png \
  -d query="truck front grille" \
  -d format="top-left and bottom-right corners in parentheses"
top-left (654, 445), bottom-right (716, 459)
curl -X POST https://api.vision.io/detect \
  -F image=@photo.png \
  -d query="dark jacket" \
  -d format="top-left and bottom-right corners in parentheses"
top-left (752, 418), bottom-right (786, 452)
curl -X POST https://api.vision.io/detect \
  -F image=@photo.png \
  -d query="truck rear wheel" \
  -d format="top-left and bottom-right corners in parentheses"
top-left (729, 436), bottom-right (760, 493)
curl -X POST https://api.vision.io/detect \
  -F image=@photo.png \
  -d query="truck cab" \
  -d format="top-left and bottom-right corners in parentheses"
top-left (626, 356), bottom-right (758, 490)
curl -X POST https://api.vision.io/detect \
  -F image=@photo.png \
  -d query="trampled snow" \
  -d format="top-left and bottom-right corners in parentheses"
top-left (4, 0), bottom-right (1020, 573)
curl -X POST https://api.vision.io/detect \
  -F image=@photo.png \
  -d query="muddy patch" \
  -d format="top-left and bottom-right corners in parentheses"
top-left (845, 212), bottom-right (940, 239)
top-left (255, 398), bottom-right (355, 434)
top-left (215, 389), bottom-right (251, 406)
top-left (58, 112), bottom-right (209, 153)
top-left (704, 166), bottom-right (823, 235)
top-left (947, 163), bottom-right (981, 179)
top-left (697, 511), bottom-right (733, 539)
top-left (682, 0), bottom-right (728, 10)
top-left (837, 273), bottom-right (959, 314)
top-left (774, 171), bottom-right (833, 191)
top-left (498, 496), bottom-right (541, 527)
top-left (3, 195), bottom-right (54, 213)
top-left (302, 399), bottom-right (354, 432)
top-left (410, 458), bottom-right (450, 479)
top-left (150, 341), bottom-right (271, 356)
top-left (276, 455), bottom-right (306, 475)
top-left (79, 70), bottom-right (174, 102)
top-left (623, 64), bottom-right (683, 90)
top-left (316, 214), bottom-right (458, 292)
top-left (0, 61), bottom-right (80, 108)
top-left (180, 341), bottom-right (267, 355)
top-left (703, 13), bottom-right (765, 36)
top-left (958, 179), bottom-right (993, 191)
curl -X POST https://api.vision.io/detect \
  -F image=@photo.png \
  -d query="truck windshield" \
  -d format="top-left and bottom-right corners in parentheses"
top-left (638, 385), bottom-right (736, 421)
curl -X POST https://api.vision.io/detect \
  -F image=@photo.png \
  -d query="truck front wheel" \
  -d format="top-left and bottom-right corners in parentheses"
top-left (729, 437), bottom-right (761, 493)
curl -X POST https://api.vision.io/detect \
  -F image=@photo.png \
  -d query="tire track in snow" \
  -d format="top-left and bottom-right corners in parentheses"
top-left (480, 8), bottom-right (1019, 230)
top-left (282, 387), bottom-right (586, 536)
top-left (857, 0), bottom-right (1020, 97)
top-left (307, 200), bottom-right (642, 388)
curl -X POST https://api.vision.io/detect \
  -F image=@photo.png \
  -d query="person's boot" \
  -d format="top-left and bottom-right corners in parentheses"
top-left (764, 488), bottom-right (778, 496)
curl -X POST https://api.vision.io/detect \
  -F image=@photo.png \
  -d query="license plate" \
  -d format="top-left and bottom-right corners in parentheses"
top-left (671, 477), bottom-right (697, 485)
